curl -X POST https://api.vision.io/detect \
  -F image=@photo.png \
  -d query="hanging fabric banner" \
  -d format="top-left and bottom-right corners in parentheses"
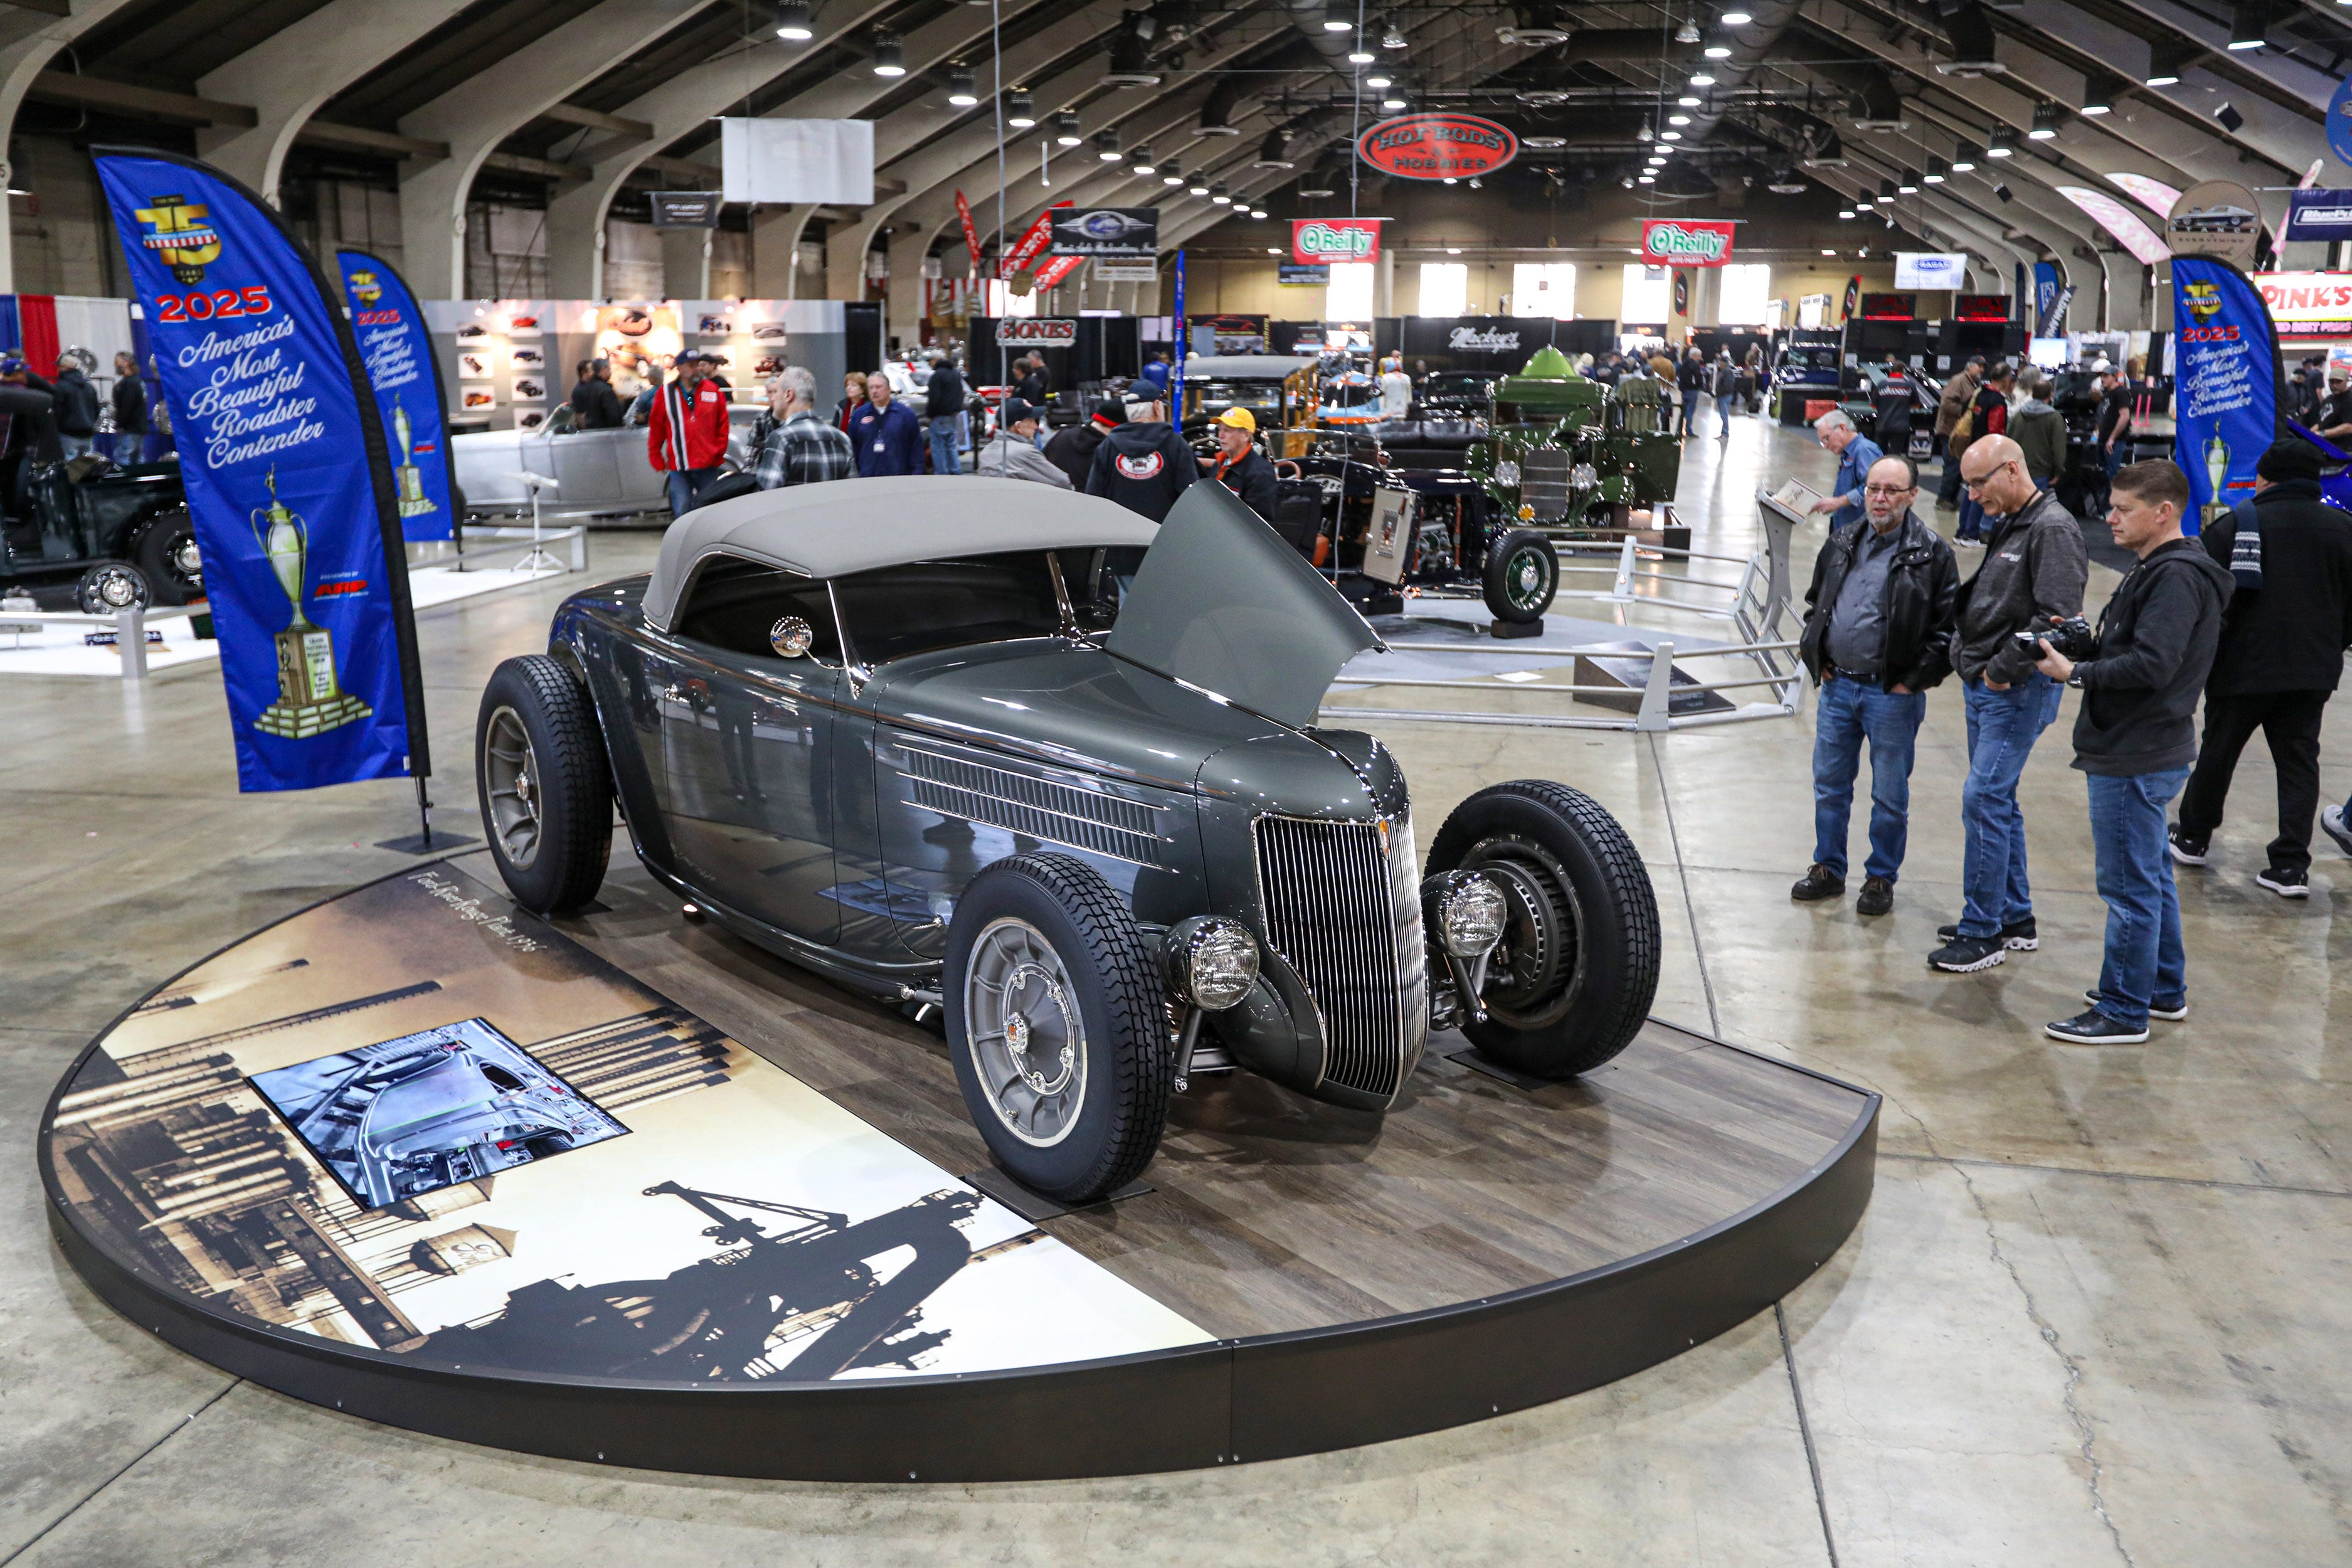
top-left (1001, 201), bottom-right (1073, 280)
top-left (95, 147), bottom-right (426, 792)
top-left (2171, 255), bottom-right (2288, 533)
top-left (336, 249), bottom-right (456, 544)
top-left (956, 191), bottom-right (985, 273)
top-left (1031, 255), bottom-right (1084, 292)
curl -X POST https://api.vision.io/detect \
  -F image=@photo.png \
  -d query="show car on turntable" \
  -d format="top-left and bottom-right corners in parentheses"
top-left (474, 478), bottom-right (1661, 1203)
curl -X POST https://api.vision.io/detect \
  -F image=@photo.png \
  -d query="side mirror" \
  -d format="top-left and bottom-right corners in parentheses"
top-left (769, 615), bottom-right (813, 659)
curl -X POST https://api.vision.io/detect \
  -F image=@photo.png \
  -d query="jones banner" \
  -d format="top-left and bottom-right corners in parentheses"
top-left (1641, 219), bottom-right (1735, 267)
top-left (95, 147), bottom-right (425, 792)
top-left (2171, 255), bottom-right (2287, 531)
top-left (336, 249), bottom-right (455, 543)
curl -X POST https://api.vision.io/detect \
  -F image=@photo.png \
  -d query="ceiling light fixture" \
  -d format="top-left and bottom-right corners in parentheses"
top-left (1675, 18), bottom-right (1702, 43)
top-left (1366, 70), bottom-right (1393, 87)
top-left (1690, 70), bottom-right (1715, 85)
top-left (1188, 174), bottom-right (1209, 195)
top-left (1349, 44), bottom-right (1375, 62)
top-left (1007, 88), bottom-right (1035, 127)
top-left (1668, 112), bottom-right (1692, 126)
top-left (946, 67), bottom-right (978, 106)
top-left (1722, 5), bottom-right (1753, 21)
top-left (2028, 102), bottom-right (2059, 139)
top-left (1838, 208), bottom-right (1855, 218)
top-left (1986, 124), bottom-right (2015, 157)
top-left (1251, 208), bottom-right (1268, 219)
top-left (2144, 39), bottom-right (2190, 85)
top-left (1899, 168), bottom-right (1920, 192)
top-left (773, 1), bottom-right (814, 40)
top-left (1322, 5), bottom-right (1353, 31)
top-left (1951, 140), bottom-right (1980, 171)
top-left (871, 34), bottom-right (904, 75)
top-left (1096, 130), bottom-right (1123, 161)
top-left (1924, 156), bottom-right (1947, 183)
top-left (2227, 0), bottom-right (2265, 48)
top-left (1382, 92), bottom-right (1407, 109)
top-left (1130, 146), bottom-right (1155, 174)
top-left (1703, 31), bottom-right (1733, 57)
top-left (2081, 73), bottom-right (2117, 114)
top-left (1446, 246), bottom-right (1462, 254)
top-left (1055, 111), bottom-right (1083, 146)
top-left (1877, 179), bottom-right (1895, 204)
top-left (1638, 174), bottom-right (1656, 183)
top-left (1211, 183), bottom-right (1231, 204)
top-left (1660, 129), bottom-right (1683, 140)
top-left (1677, 93), bottom-right (1702, 107)
top-left (1384, 18), bottom-right (1407, 48)
top-left (1162, 170), bottom-right (1184, 186)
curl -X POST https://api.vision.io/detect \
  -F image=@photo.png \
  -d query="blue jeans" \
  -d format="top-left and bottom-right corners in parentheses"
top-left (928, 415), bottom-right (960, 475)
top-left (1677, 393), bottom-right (1699, 436)
top-left (1957, 672), bottom-right (2062, 936)
top-left (1812, 674), bottom-right (1927, 882)
top-left (665, 466), bottom-right (717, 517)
top-left (109, 432), bottom-right (144, 465)
top-left (1956, 492), bottom-right (1986, 539)
top-left (59, 432), bottom-right (92, 460)
top-left (2085, 767), bottom-right (2192, 1027)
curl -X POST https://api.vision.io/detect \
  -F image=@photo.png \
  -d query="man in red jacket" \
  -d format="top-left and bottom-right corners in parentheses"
top-left (650, 350), bottom-right (731, 516)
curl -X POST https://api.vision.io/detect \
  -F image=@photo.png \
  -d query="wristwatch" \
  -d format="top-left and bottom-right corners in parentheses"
top-left (2066, 662), bottom-right (2087, 689)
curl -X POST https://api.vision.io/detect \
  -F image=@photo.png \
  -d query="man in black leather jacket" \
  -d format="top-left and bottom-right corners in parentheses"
top-left (1793, 454), bottom-right (1959, 916)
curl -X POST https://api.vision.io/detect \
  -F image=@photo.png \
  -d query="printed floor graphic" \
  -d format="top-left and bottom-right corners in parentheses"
top-left (46, 862), bottom-right (1209, 1383)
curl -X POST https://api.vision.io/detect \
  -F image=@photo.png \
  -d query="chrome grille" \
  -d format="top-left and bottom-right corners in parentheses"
top-left (1520, 448), bottom-right (1573, 522)
top-left (1253, 814), bottom-right (1424, 1099)
top-left (902, 749), bottom-right (1163, 865)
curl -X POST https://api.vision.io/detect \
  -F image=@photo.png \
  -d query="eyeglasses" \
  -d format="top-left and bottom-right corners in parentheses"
top-left (1863, 484), bottom-right (1915, 497)
top-left (1961, 458), bottom-right (2018, 493)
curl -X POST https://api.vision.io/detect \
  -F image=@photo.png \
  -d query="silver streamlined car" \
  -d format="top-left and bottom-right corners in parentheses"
top-left (452, 401), bottom-right (765, 515)
top-left (475, 477), bottom-right (1661, 1202)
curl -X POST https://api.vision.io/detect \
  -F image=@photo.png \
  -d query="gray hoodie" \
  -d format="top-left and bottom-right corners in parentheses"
top-left (975, 429), bottom-right (1073, 488)
top-left (2010, 396), bottom-right (2067, 486)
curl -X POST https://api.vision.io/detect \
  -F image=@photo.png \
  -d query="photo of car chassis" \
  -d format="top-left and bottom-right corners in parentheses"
top-left (477, 478), bottom-right (1662, 1203)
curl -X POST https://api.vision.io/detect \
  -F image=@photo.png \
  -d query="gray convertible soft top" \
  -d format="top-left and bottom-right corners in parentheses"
top-left (644, 475), bottom-right (1158, 630)
top-left (1184, 354), bottom-right (1318, 380)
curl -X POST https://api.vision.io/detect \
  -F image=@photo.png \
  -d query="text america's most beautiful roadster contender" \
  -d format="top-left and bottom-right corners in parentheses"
top-left (476, 478), bottom-right (1661, 1202)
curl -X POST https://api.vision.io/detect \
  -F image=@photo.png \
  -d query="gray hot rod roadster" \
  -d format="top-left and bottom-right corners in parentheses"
top-left (476, 477), bottom-right (1660, 1202)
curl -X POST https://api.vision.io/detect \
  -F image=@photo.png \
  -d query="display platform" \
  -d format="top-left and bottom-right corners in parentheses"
top-left (43, 855), bottom-right (1877, 1483)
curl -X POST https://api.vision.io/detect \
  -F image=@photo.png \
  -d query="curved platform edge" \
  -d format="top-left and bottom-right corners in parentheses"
top-left (45, 1041), bottom-right (1877, 1485)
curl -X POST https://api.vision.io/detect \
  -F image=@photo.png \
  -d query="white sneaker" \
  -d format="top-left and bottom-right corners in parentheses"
top-left (2321, 805), bottom-right (2352, 859)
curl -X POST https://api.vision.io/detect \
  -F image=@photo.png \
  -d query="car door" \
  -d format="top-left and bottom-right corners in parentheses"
top-left (645, 561), bottom-right (843, 943)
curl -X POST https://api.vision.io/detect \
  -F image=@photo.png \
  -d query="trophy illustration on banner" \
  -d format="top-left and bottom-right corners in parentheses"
top-left (391, 400), bottom-right (435, 519)
top-left (250, 468), bottom-right (373, 739)
top-left (2203, 433), bottom-right (2230, 526)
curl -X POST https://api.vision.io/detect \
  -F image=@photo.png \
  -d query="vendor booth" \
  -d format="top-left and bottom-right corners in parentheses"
top-left (1397, 315), bottom-right (1618, 374)
top-left (965, 314), bottom-right (1143, 400)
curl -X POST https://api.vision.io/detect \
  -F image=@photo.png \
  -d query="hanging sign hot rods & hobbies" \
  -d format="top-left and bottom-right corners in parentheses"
top-left (1355, 114), bottom-right (1518, 181)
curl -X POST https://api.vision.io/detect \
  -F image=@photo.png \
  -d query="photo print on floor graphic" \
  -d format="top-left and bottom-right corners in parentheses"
top-left (45, 862), bottom-right (1207, 1379)
top-left (246, 1017), bottom-right (630, 1211)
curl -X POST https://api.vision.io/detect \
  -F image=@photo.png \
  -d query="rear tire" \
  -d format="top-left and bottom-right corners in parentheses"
top-left (75, 561), bottom-right (151, 615)
top-left (475, 655), bottom-right (613, 914)
top-left (945, 854), bottom-right (1169, 1204)
top-left (1482, 527), bottom-right (1557, 623)
top-left (131, 508), bottom-right (200, 605)
top-left (1428, 780), bottom-right (1660, 1078)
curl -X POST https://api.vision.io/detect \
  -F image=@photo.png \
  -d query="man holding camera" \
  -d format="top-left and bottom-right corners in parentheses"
top-left (1792, 455), bottom-right (1959, 917)
top-left (2031, 460), bottom-right (2233, 1044)
top-left (1927, 435), bottom-right (2089, 973)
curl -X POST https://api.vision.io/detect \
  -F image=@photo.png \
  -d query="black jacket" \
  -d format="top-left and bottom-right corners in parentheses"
top-left (2197, 480), bottom-right (2352, 696)
top-left (2070, 538), bottom-right (2234, 776)
top-left (569, 378), bottom-right (625, 429)
top-left (1014, 369), bottom-right (1049, 406)
top-left (1950, 489), bottom-right (2090, 686)
top-left (1042, 420), bottom-right (1108, 488)
top-left (924, 363), bottom-right (965, 419)
top-left (1800, 510), bottom-right (1960, 692)
top-left (110, 373), bottom-right (147, 436)
top-left (51, 367), bottom-right (99, 437)
top-left (1084, 421), bottom-right (1196, 521)
top-left (1677, 358), bottom-right (1705, 395)
top-left (1210, 446), bottom-right (1279, 522)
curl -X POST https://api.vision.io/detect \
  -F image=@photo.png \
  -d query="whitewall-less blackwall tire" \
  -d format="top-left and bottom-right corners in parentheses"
top-left (475, 655), bottom-right (613, 914)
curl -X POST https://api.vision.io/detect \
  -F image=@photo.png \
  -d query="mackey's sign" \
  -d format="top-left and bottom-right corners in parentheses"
top-left (1292, 218), bottom-right (1381, 265)
top-left (1641, 220), bottom-right (1737, 267)
top-left (1355, 113), bottom-right (1518, 181)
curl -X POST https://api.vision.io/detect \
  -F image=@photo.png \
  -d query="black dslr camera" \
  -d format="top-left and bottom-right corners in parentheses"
top-left (2013, 615), bottom-right (2097, 660)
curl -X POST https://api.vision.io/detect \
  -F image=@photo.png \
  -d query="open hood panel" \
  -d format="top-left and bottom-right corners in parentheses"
top-left (1106, 479), bottom-right (1383, 729)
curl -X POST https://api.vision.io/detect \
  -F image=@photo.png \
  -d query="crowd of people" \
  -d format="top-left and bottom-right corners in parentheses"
top-left (1796, 426), bottom-right (2352, 1046)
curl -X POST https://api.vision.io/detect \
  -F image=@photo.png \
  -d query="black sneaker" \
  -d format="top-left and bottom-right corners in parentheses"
top-left (2045, 1007), bottom-right (2149, 1044)
top-left (1928, 934), bottom-right (2005, 972)
top-left (1791, 864), bottom-right (1846, 901)
top-left (2256, 866), bottom-right (2310, 899)
top-left (2084, 988), bottom-right (2186, 1021)
top-left (1935, 917), bottom-right (2038, 950)
top-left (2167, 826), bottom-right (2209, 866)
top-left (1856, 875), bottom-right (1894, 916)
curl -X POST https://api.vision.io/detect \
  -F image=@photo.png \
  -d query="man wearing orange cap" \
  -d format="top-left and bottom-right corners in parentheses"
top-left (1206, 406), bottom-right (1277, 522)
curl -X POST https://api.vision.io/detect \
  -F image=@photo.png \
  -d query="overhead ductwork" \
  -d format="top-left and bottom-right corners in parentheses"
top-left (1105, 11), bottom-right (1163, 87)
top-left (1553, 30), bottom-right (1698, 62)
top-left (1668, 0), bottom-right (1802, 151)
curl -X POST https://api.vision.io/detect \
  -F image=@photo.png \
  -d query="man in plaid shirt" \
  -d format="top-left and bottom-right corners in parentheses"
top-left (752, 366), bottom-right (854, 489)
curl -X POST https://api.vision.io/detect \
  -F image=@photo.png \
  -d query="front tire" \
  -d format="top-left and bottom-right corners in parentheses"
top-left (131, 508), bottom-right (201, 605)
top-left (1428, 780), bottom-right (1660, 1078)
top-left (1482, 527), bottom-right (1557, 623)
top-left (475, 655), bottom-right (613, 914)
top-left (75, 561), bottom-right (151, 615)
top-left (945, 854), bottom-right (1170, 1203)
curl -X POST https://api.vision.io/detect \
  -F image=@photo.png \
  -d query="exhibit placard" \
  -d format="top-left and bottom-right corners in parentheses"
top-left (1293, 218), bottom-right (1381, 265)
top-left (1278, 262), bottom-right (1330, 285)
top-left (2167, 180), bottom-right (2263, 270)
top-left (95, 146), bottom-right (425, 793)
top-left (1893, 252), bottom-right (1967, 289)
top-left (649, 191), bottom-right (721, 228)
top-left (1047, 206), bottom-right (1159, 258)
top-left (1091, 257), bottom-right (1157, 282)
top-left (1643, 219), bottom-right (1736, 267)
top-left (1355, 112), bottom-right (1518, 180)
top-left (718, 118), bottom-right (873, 205)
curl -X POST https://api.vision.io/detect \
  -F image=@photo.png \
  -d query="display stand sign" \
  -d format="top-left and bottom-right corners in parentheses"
top-left (95, 147), bottom-right (426, 795)
top-left (336, 250), bottom-right (455, 544)
top-left (1642, 220), bottom-right (1736, 267)
top-left (2167, 181), bottom-right (2263, 271)
top-left (2171, 255), bottom-right (2287, 531)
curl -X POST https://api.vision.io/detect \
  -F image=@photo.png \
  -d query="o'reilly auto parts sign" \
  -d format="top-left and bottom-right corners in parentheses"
top-left (1640, 218), bottom-right (1737, 267)
top-left (1292, 217), bottom-right (1382, 265)
top-left (997, 317), bottom-right (1078, 346)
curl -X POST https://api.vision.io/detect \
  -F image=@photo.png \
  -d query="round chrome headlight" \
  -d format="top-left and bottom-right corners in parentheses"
top-left (1495, 459), bottom-right (1522, 487)
top-left (1422, 870), bottom-right (1508, 958)
top-left (1569, 461), bottom-right (1598, 490)
top-left (1162, 915), bottom-right (1260, 1010)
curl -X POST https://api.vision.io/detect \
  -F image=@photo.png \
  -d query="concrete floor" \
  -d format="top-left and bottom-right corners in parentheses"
top-left (3, 418), bottom-right (2348, 1567)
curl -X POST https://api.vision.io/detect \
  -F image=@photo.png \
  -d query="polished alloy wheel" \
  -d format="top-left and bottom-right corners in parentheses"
top-left (1507, 546), bottom-right (1553, 612)
top-left (170, 536), bottom-right (202, 579)
top-left (962, 916), bottom-right (1086, 1147)
top-left (483, 705), bottom-right (542, 869)
top-left (86, 565), bottom-right (144, 610)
